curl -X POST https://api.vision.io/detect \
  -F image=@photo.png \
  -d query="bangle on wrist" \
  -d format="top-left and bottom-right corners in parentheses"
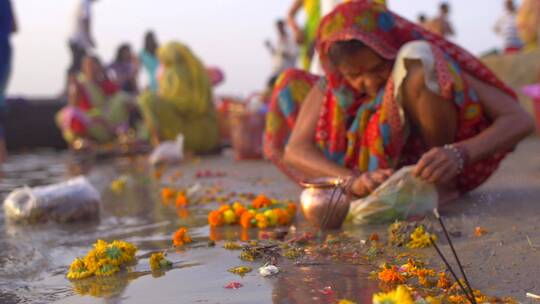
top-left (443, 144), bottom-right (469, 174)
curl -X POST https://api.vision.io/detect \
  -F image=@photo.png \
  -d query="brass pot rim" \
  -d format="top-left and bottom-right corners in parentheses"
top-left (300, 177), bottom-right (345, 188)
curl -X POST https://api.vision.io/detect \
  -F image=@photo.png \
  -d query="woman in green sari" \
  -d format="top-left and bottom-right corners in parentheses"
top-left (138, 42), bottom-right (219, 154)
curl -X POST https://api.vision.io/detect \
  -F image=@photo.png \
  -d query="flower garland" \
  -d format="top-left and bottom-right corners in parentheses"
top-left (67, 240), bottom-right (138, 280)
top-left (207, 194), bottom-right (297, 229)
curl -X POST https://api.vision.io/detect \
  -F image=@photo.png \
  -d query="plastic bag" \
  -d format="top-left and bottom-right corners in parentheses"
top-left (149, 134), bottom-right (184, 166)
top-left (346, 166), bottom-right (437, 225)
top-left (3, 176), bottom-right (101, 224)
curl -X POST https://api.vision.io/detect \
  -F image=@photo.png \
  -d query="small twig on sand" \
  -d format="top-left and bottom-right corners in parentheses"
top-left (526, 235), bottom-right (538, 251)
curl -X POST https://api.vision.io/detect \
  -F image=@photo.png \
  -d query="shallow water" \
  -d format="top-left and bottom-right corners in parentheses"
top-left (0, 151), bottom-right (381, 304)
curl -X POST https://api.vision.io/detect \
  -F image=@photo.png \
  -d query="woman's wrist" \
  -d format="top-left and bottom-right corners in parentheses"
top-left (443, 143), bottom-right (470, 174)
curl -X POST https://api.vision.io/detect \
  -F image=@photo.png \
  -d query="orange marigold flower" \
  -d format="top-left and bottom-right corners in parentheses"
top-left (378, 265), bottom-right (405, 284)
top-left (218, 204), bottom-right (232, 213)
top-left (175, 192), bottom-right (189, 208)
top-left (240, 212), bottom-right (254, 229)
top-left (172, 227), bottom-right (192, 247)
top-left (161, 187), bottom-right (176, 202)
top-left (208, 210), bottom-right (224, 227)
top-left (274, 208), bottom-right (292, 226)
top-left (287, 203), bottom-right (297, 215)
top-left (437, 272), bottom-right (451, 289)
top-left (234, 206), bottom-right (247, 218)
top-left (252, 194), bottom-right (272, 209)
top-left (474, 226), bottom-right (487, 237)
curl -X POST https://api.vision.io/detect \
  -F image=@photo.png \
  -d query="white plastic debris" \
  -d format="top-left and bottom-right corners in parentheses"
top-left (149, 134), bottom-right (184, 166)
top-left (3, 176), bottom-right (101, 223)
top-left (259, 265), bottom-right (280, 277)
top-left (526, 292), bottom-right (540, 300)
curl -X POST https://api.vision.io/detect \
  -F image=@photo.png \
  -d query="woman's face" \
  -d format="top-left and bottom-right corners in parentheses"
top-left (335, 47), bottom-right (392, 98)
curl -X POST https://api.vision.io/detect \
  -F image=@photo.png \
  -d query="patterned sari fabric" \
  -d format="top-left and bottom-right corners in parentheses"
top-left (300, 0), bottom-right (321, 70)
top-left (264, 1), bottom-right (516, 192)
top-left (56, 75), bottom-right (130, 145)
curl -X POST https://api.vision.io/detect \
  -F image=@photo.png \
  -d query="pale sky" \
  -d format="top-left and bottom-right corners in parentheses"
top-left (7, 0), bottom-right (510, 98)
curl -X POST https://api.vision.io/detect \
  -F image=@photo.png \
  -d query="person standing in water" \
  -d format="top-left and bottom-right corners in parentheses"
top-left (68, 0), bottom-right (98, 75)
top-left (426, 2), bottom-right (455, 38)
top-left (287, 0), bottom-right (321, 71)
top-left (265, 20), bottom-right (298, 83)
top-left (139, 31), bottom-right (159, 93)
top-left (0, 0), bottom-right (17, 164)
top-left (494, 0), bottom-right (523, 54)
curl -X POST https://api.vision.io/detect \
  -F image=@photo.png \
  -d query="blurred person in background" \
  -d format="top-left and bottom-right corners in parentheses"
top-left (108, 43), bottom-right (139, 94)
top-left (139, 31), bottom-right (159, 93)
top-left (426, 2), bottom-right (455, 38)
top-left (517, 0), bottom-right (540, 51)
top-left (265, 20), bottom-right (298, 85)
top-left (138, 42), bottom-right (219, 154)
top-left (0, 0), bottom-right (17, 164)
top-left (494, 0), bottom-right (523, 54)
top-left (68, 0), bottom-right (98, 76)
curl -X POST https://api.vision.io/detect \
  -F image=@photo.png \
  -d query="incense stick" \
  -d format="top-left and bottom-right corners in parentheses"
top-left (429, 238), bottom-right (476, 304)
top-left (433, 209), bottom-right (476, 301)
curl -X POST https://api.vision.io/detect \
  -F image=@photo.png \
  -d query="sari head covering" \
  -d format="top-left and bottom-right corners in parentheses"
top-left (265, 0), bottom-right (515, 192)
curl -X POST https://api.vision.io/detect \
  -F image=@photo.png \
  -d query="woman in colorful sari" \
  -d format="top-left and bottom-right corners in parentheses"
top-left (517, 0), bottom-right (540, 51)
top-left (137, 41), bottom-right (219, 154)
top-left (264, 1), bottom-right (533, 202)
top-left (56, 55), bottom-right (131, 147)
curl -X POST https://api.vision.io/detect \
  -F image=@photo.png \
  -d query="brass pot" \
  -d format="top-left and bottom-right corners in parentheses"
top-left (300, 177), bottom-right (351, 230)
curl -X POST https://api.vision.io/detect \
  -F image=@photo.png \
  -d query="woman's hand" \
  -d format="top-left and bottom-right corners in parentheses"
top-left (349, 169), bottom-right (393, 197)
top-left (413, 147), bottom-right (461, 184)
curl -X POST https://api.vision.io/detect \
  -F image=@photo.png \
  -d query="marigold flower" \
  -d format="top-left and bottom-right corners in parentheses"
top-left (149, 252), bottom-right (172, 271)
top-left (255, 213), bottom-right (269, 229)
top-left (223, 209), bottom-right (237, 225)
top-left (67, 258), bottom-right (94, 280)
top-left (94, 261), bottom-right (120, 276)
top-left (173, 227), bottom-right (192, 247)
top-left (474, 226), bottom-right (487, 237)
top-left (227, 265), bottom-right (252, 276)
top-left (110, 177), bottom-right (126, 194)
top-left (175, 192), bottom-right (189, 208)
top-left (234, 205), bottom-right (247, 218)
top-left (274, 208), bottom-right (292, 225)
top-left (437, 272), bottom-right (451, 289)
top-left (208, 210), bottom-right (224, 227)
top-left (264, 210), bottom-right (278, 227)
top-left (338, 300), bottom-right (356, 304)
top-left (372, 285), bottom-right (414, 304)
top-left (378, 265), bottom-right (405, 283)
top-left (407, 226), bottom-right (437, 249)
top-left (240, 212), bottom-right (255, 229)
top-left (223, 242), bottom-right (242, 250)
top-left (161, 187), bottom-right (176, 202)
top-left (252, 194), bottom-right (272, 209)
top-left (287, 203), bottom-right (297, 215)
top-left (218, 204), bottom-right (232, 213)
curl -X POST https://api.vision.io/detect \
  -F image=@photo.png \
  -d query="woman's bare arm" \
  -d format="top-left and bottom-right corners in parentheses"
top-left (457, 73), bottom-right (534, 162)
top-left (283, 85), bottom-right (352, 178)
top-left (287, 0), bottom-right (305, 44)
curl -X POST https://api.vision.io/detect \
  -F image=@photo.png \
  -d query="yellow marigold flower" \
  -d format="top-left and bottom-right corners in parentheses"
top-left (173, 227), bottom-right (192, 247)
top-left (110, 177), bottom-right (126, 194)
top-left (338, 300), bottom-right (356, 304)
top-left (227, 265), bottom-right (252, 276)
top-left (407, 226), bottom-right (437, 249)
top-left (149, 252), bottom-right (172, 271)
top-left (223, 242), bottom-right (242, 250)
top-left (67, 258), bottom-right (94, 280)
top-left (255, 213), bottom-right (269, 229)
top-left (232, 202), bottom-right (244, 210)
top-left (372, 285), bottom-right (414, 304)
top-left (223, 209), bottom-right (237, 225)
top-left (378, 265), bottom-right (405, 284)
top-left (94, 261), bottom-right (120, 276)
top-left (264, 210), bottom-right (278, 227)
top-left (83, 250), bottom-right (101, 273)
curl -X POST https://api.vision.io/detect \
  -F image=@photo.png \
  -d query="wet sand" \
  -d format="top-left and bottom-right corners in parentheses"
top-left (2, 137), bottom-right (540, 303)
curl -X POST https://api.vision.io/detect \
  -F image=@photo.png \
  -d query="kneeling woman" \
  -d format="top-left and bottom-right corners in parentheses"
top-left (138, 42), bottom-right (219, 154)
top-left (264, 1), bottom-right (533, 202)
